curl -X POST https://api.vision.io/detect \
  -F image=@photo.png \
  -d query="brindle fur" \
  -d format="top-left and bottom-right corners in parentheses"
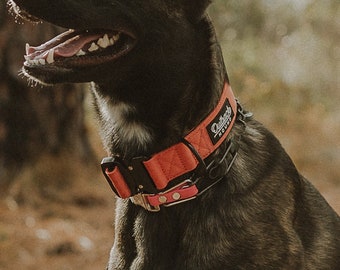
top-left (8, 0), bottom-right (340, 269)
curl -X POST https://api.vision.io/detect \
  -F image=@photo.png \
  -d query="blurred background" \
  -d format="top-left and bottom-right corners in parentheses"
top-left (0, 0), bottom-right (339, 269)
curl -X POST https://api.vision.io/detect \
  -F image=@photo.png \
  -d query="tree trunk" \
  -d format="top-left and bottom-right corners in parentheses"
top-left (0, 3), bottom-right (94, 191)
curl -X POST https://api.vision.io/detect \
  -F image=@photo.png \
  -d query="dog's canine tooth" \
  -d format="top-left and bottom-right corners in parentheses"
top-left (76, 49), bottom-right (86, 56)
top-left (25, 43), bottom-right (30, 55)
top-left (46, 49), bottom-right (55, 64)
top-left (97, 34), bottom-right (110, 48)
top-left (88, 42), bottom-right (99, 52)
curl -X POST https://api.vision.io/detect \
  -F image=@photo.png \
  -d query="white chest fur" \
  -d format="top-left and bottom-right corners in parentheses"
top-left (93, 89), bottom-right (152, 152)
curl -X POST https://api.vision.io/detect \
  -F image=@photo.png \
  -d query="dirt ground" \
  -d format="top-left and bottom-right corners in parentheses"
top-left (0, 162), bottom-right (116, 270)
top-left (1, 101), bottom-right (339, 270)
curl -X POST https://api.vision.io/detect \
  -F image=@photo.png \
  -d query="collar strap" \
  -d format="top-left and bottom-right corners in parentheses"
top-left (101, 82), bottom-right (238, 211)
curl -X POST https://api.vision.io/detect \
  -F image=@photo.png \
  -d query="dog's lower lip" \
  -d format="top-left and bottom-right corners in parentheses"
top-left (24, 29), bottom-right (136, 68)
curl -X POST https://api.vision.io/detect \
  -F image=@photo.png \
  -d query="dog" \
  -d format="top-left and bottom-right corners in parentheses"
top-left (8, 0), bottom-right (340, 269)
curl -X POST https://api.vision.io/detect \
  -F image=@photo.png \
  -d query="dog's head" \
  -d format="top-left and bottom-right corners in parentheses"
top-left (8, 0), bottom-right (212, 86)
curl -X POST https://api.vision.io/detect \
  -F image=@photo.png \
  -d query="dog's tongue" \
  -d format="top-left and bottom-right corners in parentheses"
top-left (25, 29), bottom-right (105, 62)
top-left (56, 35), bottom-right (102, 57)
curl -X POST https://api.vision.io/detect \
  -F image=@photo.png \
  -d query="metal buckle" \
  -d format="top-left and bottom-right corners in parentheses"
top-left (237, 101), bottom-right (253, 125)
top-left (195, 140), bottom-right (238, 196)
top-left (130, 193), bottom-right (161, 212)
top-left (101, 156), bottom-right (123, 197)
top-left (207, 140), bottom-right (237, 180)
top-left (101, 155), bottom-right (160, 198)
top-left (181, 139), bottom-right (208, 177)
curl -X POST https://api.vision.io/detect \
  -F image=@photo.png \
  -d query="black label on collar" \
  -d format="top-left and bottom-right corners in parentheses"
top-left (206, 99), bottom-right (234, 145)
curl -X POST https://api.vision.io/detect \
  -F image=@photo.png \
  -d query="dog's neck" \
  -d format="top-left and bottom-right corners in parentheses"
top-left (93, 16), bottom-right (227, 159)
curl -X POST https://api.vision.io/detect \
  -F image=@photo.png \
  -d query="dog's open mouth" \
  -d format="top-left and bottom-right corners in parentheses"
top-left (24, 28), bottom-right (136, 68)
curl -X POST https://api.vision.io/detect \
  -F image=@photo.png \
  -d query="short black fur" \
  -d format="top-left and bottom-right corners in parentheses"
top-left (8, 0), bottom-right (340, 269)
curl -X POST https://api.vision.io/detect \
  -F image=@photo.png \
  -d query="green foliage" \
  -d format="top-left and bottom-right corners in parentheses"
top-left (209, 0), bottom-right (339, 110)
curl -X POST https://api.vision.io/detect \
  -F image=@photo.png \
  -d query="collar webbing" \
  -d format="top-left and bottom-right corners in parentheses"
top-left (101, 82), bottom-right (238, 211)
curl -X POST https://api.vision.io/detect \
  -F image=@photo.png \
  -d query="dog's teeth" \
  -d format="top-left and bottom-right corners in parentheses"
top-left (39, 59), bottom-right (46, 65)
top-left (46, 49), bottom-right (55, 64)
top-left (88, 42), bottom-right (99, 52)
top-left (112, 34), bottom-right (120, 42)
top-left (97, 38), bottom-right (105, 48)
top-left (76, 49), bottom-right (86, 56)
top-left (109, 34), bottom-right (120, 45)
top-left (97, 34), bottom-right (110, 48)
top-left (25, 43), bottom-right (30, 55)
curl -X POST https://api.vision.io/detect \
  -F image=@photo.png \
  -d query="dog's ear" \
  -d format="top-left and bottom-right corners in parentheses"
top-left (183, 0), bottom-right (212, 22)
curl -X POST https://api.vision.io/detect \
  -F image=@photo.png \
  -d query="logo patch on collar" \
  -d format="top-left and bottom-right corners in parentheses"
top-left (206, 98), bottom-right (234, 145)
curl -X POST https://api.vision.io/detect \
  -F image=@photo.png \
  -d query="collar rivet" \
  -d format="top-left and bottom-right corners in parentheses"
top-left (158, 196), bottom-right (167, 203)
top-left (172, 192), bottom-right (181, 200)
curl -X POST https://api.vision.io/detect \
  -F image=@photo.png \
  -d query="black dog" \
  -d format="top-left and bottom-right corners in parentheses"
top-left (8, 0), bottom-right (340, 269)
